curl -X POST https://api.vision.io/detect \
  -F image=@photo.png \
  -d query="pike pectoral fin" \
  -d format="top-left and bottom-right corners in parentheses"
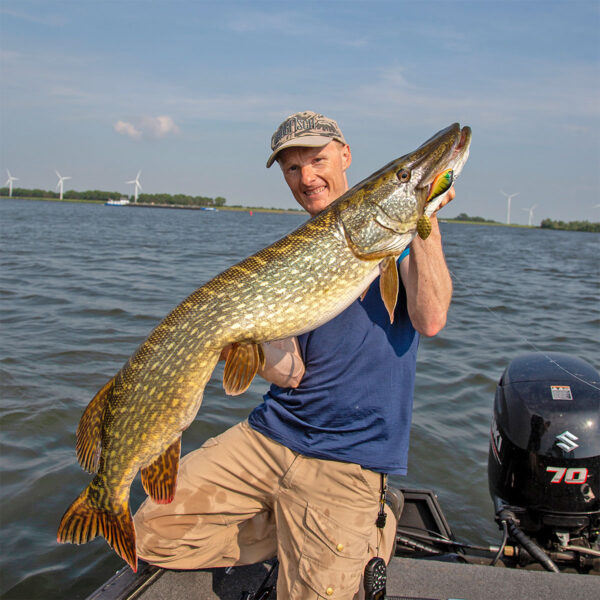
top-left (76, 377), bottom-right (115, 473)
top-left (223, 342), bottom-right (265, 396)
top-left (141, 437), bottom-right (181, 504)
top-left (57, 485), bottom-right (137, 572)
top-left (379, 257), bottom-right (399, 323)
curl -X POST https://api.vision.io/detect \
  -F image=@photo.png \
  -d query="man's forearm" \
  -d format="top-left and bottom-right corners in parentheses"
top-left (401, 216), bottom-right (452, 337)
top-left (258, 337), bottom-right (305, 388)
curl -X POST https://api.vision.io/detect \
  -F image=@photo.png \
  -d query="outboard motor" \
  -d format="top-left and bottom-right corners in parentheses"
top-left (488, 353), bottom-right (600, 573)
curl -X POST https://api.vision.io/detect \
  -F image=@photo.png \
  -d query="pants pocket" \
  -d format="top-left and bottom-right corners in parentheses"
top-left (292, 504), bottom-right (370, 599)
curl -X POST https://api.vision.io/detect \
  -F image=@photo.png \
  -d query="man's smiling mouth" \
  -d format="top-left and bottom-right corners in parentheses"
top-left (304, 186), bottom-right (327, 197)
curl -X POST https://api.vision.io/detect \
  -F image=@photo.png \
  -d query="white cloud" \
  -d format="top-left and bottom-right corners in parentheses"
top-left (113, 116), bottom-right (180, 140)
top-left (140, 115), bottom-right (180, 138)
top-left (114, 120), bottom-right (142, 140)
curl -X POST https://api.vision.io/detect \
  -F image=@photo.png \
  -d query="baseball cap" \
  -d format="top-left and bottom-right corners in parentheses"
top-left (266, 111), bottom-right (347, 168)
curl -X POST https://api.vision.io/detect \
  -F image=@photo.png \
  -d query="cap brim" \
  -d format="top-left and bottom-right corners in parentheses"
top-left (266, 135), bottom-right (341, 168)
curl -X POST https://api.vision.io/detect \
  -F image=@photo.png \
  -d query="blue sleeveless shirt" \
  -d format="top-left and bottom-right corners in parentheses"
top-left (248, 250), bottom-right (418, 475)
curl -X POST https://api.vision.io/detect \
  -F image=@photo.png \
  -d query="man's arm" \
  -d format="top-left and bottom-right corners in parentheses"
top-left (399, 191), bottom-right (454, 337)
top-left (258, 337), bottom-right (305, 388)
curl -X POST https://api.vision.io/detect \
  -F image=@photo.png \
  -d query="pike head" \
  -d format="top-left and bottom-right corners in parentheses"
top-left (334, 123), bottom-right (471, 259)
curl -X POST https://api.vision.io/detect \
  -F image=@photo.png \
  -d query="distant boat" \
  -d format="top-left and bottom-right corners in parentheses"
top-left (105, 198), bottom-right (130, 206)
top-left (200, 206), bottom-right (217, 211)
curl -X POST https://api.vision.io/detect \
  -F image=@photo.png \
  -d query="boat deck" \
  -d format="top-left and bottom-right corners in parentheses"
top-left (86, 487), bottom-right (599, 599)
top-left (88, 556), bottom-right (599, 600)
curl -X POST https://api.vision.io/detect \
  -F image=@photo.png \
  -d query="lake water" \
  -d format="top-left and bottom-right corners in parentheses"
top-left (1, 199), bottom-right (598, 599)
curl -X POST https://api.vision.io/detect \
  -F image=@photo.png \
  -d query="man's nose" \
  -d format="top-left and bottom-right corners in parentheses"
top-left (300, 165), bottom-right (316, 184)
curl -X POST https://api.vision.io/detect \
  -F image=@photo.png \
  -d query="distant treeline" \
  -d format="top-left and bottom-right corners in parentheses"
top-left (0, 188), bottom-right (227, 206)
top-left (136, 193), bottom-right (226, 207)
top-left (445, 212), bottom-right (500, 224)
top-left (540, 219), bottom-right (600, 232)
top-left (0, 187), bottom-right (121, 201)
top-left (446, 213), bottom-right (599, 232)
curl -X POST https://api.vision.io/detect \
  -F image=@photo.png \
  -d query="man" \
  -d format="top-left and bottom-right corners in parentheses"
top-left (134, 111), bottom-right (453, 598)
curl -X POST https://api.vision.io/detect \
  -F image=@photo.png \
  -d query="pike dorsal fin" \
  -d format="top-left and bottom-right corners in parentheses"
top-left (379, 256), bottom-right (399, 324)
top-left (141, 437), bottom-right (181, 504)
top-left (76, 376), bottom-right (115, 473)
top-left (223, 342), bottom-right (265, 396)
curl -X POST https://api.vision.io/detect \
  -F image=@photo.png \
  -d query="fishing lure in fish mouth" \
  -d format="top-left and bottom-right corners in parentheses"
top-left (428, 169), bottom-right (454, 202)
top-left (417, 169), bottom-right (454, 240)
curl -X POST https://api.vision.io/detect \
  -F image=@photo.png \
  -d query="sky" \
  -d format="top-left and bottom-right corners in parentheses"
top-left (1, 0), bottom-right (599, 224)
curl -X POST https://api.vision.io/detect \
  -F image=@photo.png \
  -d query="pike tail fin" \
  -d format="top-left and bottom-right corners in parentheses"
top-left (57, 486), bottom-right (137, 572)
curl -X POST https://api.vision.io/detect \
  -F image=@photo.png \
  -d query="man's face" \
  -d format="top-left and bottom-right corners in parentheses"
top-left (277, 141), bottom-right (352, 216)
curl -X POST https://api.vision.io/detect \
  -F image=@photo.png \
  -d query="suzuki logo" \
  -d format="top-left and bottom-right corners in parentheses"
top-left (556, 431), bottom-right (579, 452)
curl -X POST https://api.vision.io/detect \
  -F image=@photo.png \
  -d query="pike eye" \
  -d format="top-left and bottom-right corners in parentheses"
top-left (396, 169), bottom-right (411, 183)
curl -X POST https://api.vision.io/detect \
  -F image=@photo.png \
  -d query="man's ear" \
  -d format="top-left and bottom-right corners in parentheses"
top-left (341, 144), bottom-right (352, 171)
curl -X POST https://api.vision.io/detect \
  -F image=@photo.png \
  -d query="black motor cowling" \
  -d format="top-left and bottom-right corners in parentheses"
top-left (488, 353), bottom-right (599, 546)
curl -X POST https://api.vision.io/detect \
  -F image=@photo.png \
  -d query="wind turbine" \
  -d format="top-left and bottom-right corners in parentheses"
top-left (522, 204), bottom-right (538, 227)
top-left (501, 190), bottom-right (520, 225)
top-left (126, 170), bottom-right (142, 202)
top-left (55, 170), bottom-right (72, 200)
top-left (5, 170), bottom-right (19, 197)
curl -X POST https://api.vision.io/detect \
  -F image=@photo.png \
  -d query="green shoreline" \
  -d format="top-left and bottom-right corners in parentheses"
top-left (1, 195), bottom-right (303, 215)
top-left (439, 219), bottom-right (532, 229)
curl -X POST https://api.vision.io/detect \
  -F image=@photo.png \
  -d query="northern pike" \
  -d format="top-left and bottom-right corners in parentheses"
top-left (57, 123), bottom-right (471, 570)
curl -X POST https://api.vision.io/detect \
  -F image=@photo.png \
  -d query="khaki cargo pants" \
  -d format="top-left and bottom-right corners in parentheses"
top-left (134, 421), bottom-right (397, 599)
